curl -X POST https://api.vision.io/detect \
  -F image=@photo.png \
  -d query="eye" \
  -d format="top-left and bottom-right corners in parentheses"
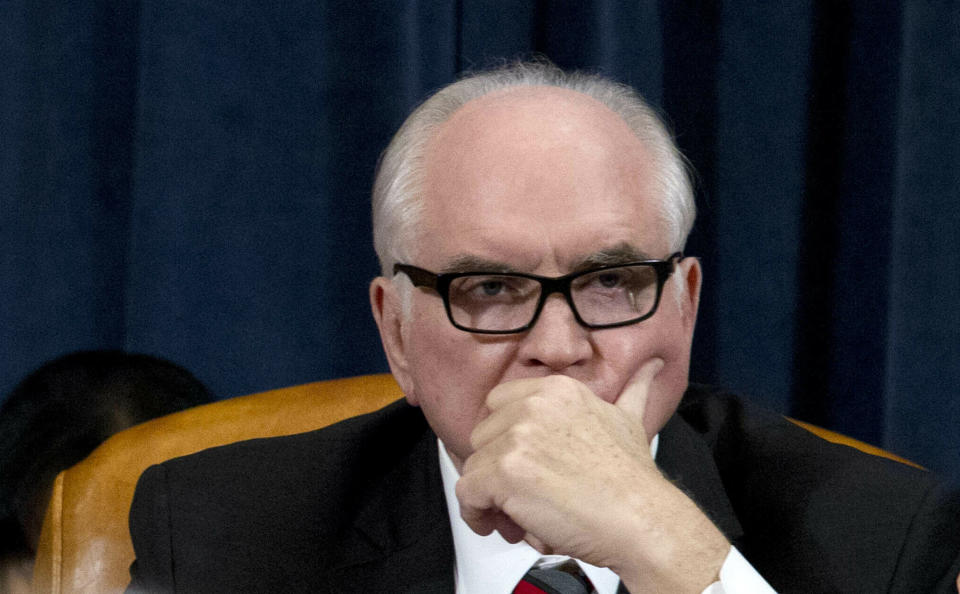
top-left (574, 265), bottom-right (655, 295)
top-left (479, 280), bottom-right (505, 296)
top-left (456, 276), bottom-right (520, 298)
top-left (576, 269), bottom-right (627, 291)
top-left (595, 272), bottom-right (622, 288)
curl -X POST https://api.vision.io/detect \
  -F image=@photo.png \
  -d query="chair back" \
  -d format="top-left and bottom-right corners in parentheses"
top-left (32, 373), bottom-right (919, 593)
top-left (32, 373), bottom-right (402, 594)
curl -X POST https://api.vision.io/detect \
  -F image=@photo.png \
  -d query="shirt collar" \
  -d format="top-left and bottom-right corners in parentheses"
top-left (437, 436), bottom-right (659, 594)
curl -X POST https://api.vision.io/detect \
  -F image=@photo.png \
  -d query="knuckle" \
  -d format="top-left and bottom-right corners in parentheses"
top-left (461, 454), bottom-right (477, 475)
top-left (496, 448), bottom-right (529, 480)
top-left (469, 429), bottom-right (486, 450)
top-left (504, 421), bottom-right (532, 446)
top-left (455, 475), bottom-right (481, 505)
top-left (510, 394), bottom-right (545, 423)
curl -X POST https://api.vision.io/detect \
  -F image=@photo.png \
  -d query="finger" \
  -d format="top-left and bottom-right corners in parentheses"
top-left (470, 394), bottom-right (540, 450)
top-left (485, 377), bottom-right (546, 410)
top-left (495, 513), bottom-right (526, 543)
top-left (459, 504), bottom-right (526, 543)
top-left (458, 478), bottom-right (526, 542)
top-left (457, 453), bottom-right (513, 537)
top-left (457, 475), bottom-right (497, 536)
top-left (473, 376), bottom-right (577, 450)
top-left (614, 357), bottom-right (664, 421)
top-left (524, 533), bottom-right (553, 554)
top-left (460, 505), bottom-right (497, 537)
top-left (467, 381), bottom-right (537, 451)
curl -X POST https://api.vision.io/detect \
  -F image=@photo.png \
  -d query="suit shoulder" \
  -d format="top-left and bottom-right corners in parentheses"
top-left (677, 383), bottom-right (934, 490)
top-left (132, 398), bottom-right (432, 536)
top-left (675, 384), bottom-right (960, 592)
top-left (159, 398), bottom-right (427, 475)
top-left (128, 399), bottom-right (442, 590)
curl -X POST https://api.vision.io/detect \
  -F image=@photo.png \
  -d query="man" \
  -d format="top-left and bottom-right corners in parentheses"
top-left (127, 62), bottom-right (960, 592)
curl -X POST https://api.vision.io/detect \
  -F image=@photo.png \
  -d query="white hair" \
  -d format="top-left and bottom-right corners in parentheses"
top-left (371, 61), bottom-right (697, 300)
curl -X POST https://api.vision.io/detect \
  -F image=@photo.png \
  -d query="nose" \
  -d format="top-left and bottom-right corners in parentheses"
top-left (517, 293), bottom-right (593, 371)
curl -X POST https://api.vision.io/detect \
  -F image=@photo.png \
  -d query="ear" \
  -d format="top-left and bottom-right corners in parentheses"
top-left (369, 276), bottom-right (417, 403)
top-left (679, 257), bottom-right (702, 333)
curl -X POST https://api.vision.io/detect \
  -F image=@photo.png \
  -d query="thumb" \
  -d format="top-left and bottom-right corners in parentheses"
top-left (615, 357), bottom-right (664, 421)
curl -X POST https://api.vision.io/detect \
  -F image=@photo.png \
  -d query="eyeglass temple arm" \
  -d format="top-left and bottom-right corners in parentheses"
top-left (393, 264), bottom-right (438, 289)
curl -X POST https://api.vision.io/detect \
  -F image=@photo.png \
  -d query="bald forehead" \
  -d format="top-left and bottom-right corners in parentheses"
top-left (420, 86), bottom-right (658, 222)
top-left (427, 85), bottom-right (645, 162)
top-left (411, 85), bottom-right (669, 267)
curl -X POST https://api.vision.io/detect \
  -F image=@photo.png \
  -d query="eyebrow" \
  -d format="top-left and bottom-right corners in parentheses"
top-left (570, 243), bottom-right (654, 271)
top-left (438, 243), bottom-right (655, 275)
top-left (440, 255), bottom-right (516, 274)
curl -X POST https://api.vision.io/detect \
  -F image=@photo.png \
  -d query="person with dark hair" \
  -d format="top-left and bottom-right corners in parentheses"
top-left (0, 350), bottom-right (213, 593)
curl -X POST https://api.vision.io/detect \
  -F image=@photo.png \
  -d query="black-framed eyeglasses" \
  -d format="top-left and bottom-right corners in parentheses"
top-left (393, 253), bottom-right (684, 334)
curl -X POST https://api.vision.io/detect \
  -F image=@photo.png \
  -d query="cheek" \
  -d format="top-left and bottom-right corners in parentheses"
top-left (642, 367), bottom-right (688, 438)
top-left (645, 333), bottom-right (692, 437)
top-left (608, 316), bottom-right (692, 437)
top-left (402, 318), bottom-right (516, 458)
top-left (606, 316), bottom-right (691, 376)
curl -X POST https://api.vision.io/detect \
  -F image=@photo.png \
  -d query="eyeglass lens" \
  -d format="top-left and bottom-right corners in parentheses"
top-left (446, 264), bottom-right (660, 331)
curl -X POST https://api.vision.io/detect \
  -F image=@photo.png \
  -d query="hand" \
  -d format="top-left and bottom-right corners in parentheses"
top-left (455, 359), bottom-right (730, 592)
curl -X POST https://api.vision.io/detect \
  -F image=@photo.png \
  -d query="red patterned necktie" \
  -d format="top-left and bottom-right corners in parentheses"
top-left (513, 558), bottom-right (596, 594)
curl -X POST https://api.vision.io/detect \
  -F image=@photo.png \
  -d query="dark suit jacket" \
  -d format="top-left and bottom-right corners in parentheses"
top-left (127, 385), bottom-right (960, 593)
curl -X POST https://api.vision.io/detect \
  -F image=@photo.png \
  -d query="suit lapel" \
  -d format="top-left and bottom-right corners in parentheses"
top-left (607, 411), bottom-right (743, 593)
top-left (656, 411), bottom-right (744, 544)
top-left (324, 418), bottom-right (456, 593)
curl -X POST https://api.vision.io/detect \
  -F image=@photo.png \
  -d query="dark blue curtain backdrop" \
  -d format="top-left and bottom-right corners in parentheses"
top-left (2, 2), bottom-right (958, 484)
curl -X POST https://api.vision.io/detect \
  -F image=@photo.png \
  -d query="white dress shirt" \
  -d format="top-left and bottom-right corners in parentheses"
top-left (438, 436), bottom-right (777, 593)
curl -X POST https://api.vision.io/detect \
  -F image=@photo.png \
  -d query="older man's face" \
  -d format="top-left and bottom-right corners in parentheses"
top-left (372, 86), bottom-right (701, 470)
